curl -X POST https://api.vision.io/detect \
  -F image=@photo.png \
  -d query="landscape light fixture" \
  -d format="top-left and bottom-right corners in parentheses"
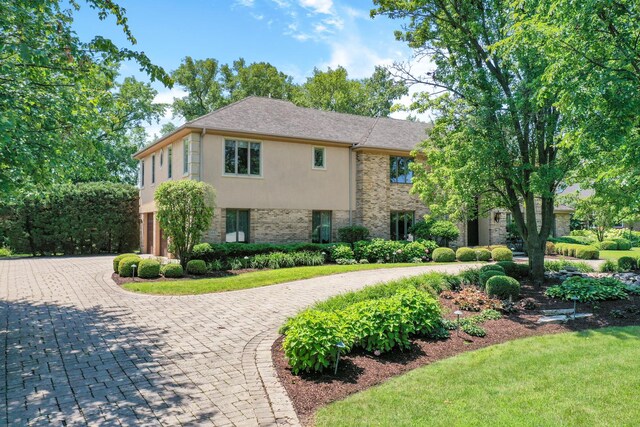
top-left (571, 296), bottom-right (579, 319)
top-left (334, 341), bottom-right (346, 375)
top-left (454, 310), bottom-right (463, 337)
top-left (131, 264), bottom-right (137, 279)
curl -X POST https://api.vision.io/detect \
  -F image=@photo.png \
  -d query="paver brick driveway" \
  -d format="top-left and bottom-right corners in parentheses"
top-left (1, 256), bottom-right (476, 426)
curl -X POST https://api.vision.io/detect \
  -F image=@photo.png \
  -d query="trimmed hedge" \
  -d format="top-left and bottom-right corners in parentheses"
top-left (113, 253), bottom-right (136, 273)
top-left (555, 243), bottom-right (599, 260)
top-left (118, 255), bottom-right (141, 277)
top-left (618, 256), bottom-right (637, 272)
top-left (186, 259), bottom-right (207, 275)
top-left (479, 270), bottom-right (506, 288)
top-left (485, 276), bottom-right (521, 300)
top-left (337, 226), bottom-right (370, 244)
top-left (161, 263), bottom-right (184, 278)
top-left (456, 247), bottom-right (477, 262)
top-left (480, 264), bottom-right (505, 274)
top-left (138, 259), bottom-right (160, 279)
top-left (475, 248), bottom-right (492, 261)
top-left (190, 242), bottom-right (335, 263)
top-left (491, 247), bottom-right (513, 261)
top-left (599, 240), bottom-right (618, 250)
top-left (496, 261), bottom-right (529, 279)
top-left (432, 247), bottom-right (456, 262)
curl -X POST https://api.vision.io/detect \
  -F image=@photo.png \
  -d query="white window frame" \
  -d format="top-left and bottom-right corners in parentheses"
top-left (312, 146), bottom-right (326, 170)
top-left (222, 138), bottom-right (263, 178)
top-left (183, 138), bottom-right (190, 176)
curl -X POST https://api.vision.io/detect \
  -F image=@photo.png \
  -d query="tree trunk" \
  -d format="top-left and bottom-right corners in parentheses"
top-left (527, 239), bottom-right (546, 287)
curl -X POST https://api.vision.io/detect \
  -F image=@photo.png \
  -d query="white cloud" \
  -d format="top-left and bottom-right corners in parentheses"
top-left (235, 0), bottom-right (255, 7)
top-left (298, 0), bottom-right (333, 14)
top-left (152, 88), bottom-right (188, 105)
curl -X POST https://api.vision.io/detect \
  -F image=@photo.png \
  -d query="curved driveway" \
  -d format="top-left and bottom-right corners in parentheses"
top-left (1, 256), bottom-right (476, 426)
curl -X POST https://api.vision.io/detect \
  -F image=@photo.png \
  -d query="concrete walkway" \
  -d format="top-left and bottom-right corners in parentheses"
top-left (0, 256), bottom-right (478, 426)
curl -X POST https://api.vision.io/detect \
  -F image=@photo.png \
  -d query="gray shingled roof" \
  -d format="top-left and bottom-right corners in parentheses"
top-left (144, 97), bottom-right (430, 154)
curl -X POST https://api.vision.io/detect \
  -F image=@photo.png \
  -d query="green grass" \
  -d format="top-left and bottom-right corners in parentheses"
top-left (316, 327), bottom-right (640, 427)
top-left (122, 263), bottom-right (459, 295)
top-left (598, 247), bottom-right (640, 261)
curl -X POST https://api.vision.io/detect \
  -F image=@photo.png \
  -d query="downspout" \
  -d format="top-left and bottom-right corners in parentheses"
top-left (349, 145), bottom-right (353, 226)
top-left (199, 127), bottom-right (206, 181)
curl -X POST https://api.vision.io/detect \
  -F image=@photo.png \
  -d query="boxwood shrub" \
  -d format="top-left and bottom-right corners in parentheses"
top-left (475, 248), bottom-right (492, 261)
top-left (113, 253), bottom-right (136, 273)
top-left (456, 247), bottom-right (477, 262)
top-left (618, 256), bottom-right (637, 272)
top-left (432, 247), bottom-right (456, 262)
top-left (599, 240), bottom-right (618, 250)
top-left (485, 275), bottom-right (521, 299)
top-left (186, 259), bottom-right (207, 275)
top-left (555, 243), bottom-right (599, 259)
top-left (137, 259), bottom-right (160, 279)
top-left (480, 264), bottom-right (505, 274)
top-left (479, 270), bottom-right (506, 288)
top-left (615, 238), bottom-right (632, 251)
top-left (491, 247), bottom-right (513, 261)
top-left (118, 255), bottom-right (141, 277)
top-left (496, 261), bottom-right (529, 279)
top-left (161, 263), bottom-right (184, 278)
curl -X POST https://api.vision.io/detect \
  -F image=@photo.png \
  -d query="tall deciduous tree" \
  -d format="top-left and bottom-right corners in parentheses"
top-left (373, 0), bottom-right (579, 283)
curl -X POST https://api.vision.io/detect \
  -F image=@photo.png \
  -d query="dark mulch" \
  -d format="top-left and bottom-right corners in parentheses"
top-left (272, 281), bottom-right (640, 426)
top-left (111, 268), bottom-right (260, 285)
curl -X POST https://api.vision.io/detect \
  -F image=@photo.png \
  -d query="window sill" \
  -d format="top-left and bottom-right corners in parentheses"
top-left (222, 173), bottom-right (263, 179)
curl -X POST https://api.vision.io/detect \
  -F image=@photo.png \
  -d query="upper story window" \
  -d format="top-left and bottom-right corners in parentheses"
top-left (140, 160), bottom-right (145, 187)
top-left (159, 149), bottom-right (164, 167)
top-left (168, 145), bottom-right (173, 178)
top-left (313, 147), bottom-right (326, 169)
top-left (224, 139), bottom-right (261, 176)
top-left (390, 156), bottom-right (413, 184)
top-left (151, 154), bottom-right (156, 184)
top-left (183, 139), bottom-right (190, 175)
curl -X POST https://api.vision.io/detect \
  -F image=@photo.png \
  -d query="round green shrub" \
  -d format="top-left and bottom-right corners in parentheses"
top-left (187, 259), bottom-right (207, 275)
top-left (161, 263), bottom-right (184, 278)
top-left (432, 247), bottom-right (456, 262)
top-left (331, 244), bottom-right (354, 261)
top-left (496, 261), bottom-right (530, 279)
top-left (475, 248), bottom-right (492, 261)
top-left (118, 255), bottom-right (141, 277)
top-left (456, 247), bottom-right (477, 262)
top-left (113, 253), bottom-right (136, 273)
top-left (485, 275), bottom-right (521, 300)
top-left (599, 240), bottom-right (618, 250)
top-left (192, 243), bottom-right (214, 262)
top-left (137, 259), bottom-right (160, 279)
top-left (618, 256), bottom-right (637, 272)
top-left (491, 247), bottom-right (513, 261)
top-left (479, 270), bottom-right (506, 288)
top-left (575, 245), bottom-right (599, 260)
top-left (615, 238), bottom-right (632, 251)
top-left (480, 264), bottom-right (505, 274)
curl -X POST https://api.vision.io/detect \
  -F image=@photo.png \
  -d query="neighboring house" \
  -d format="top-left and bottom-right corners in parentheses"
top-left (134, 96), bottom-right (571, 256)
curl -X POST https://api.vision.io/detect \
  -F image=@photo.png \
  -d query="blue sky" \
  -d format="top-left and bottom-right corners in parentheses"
top-left (72, 0), bottom-right (429, 136)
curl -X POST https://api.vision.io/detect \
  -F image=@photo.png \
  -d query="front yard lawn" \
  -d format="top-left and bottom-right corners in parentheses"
top-left (315, 326), bottom-right (640, 427)
top-left (599, 247), bottom-right (640, 261)
top-left (122, 263), bottom-right (454, 295)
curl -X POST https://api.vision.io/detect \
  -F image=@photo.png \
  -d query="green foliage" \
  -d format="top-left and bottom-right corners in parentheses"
top-left (479, 270), bottom-right (506, 288)
top-left (456, 247), bottom-right (477, 262)
top-left (113, 253), bottom-right (137, 273)
top-left (353, 239), bottom-right (437, 263)
top-left (290, 251), bottom-right (325, 267)
top-left (480, 265), bottom-right (505, 274)
top-left (118, 255), bottom-right (141, 277)
top-left (475, 248), bottom-right (492, 262)
top-left (544, 260), bottom-right (594, 273)
top-left (599, 241), bottom-right (618, 250)
top-left (496, 261), bottom-right (529, 279)
top-left (460, 323), bottom-right (486, 337)
top-left (137, 259), bottom-right (160, 279)
top-left (192, 243), bottom-right (215, 262)
top-left (485, 276), bottom-right (521, 300)
top-left (155, 181), bottom-right (216, 267)
top-left (408, 220), bottom-right (433, 240)
top-left (186, 260), bottom-right (207, 275)
top-left (600, 260), bottom-right (621, 273)
top-left (545, 277), bottom-right (629, 302)
top-left (0, 247), bottom-right (12, 257)
top-left (161, 263), bottom-right (184, 278)
top-left (555, 243), bottom-right (599, 260)
top-left (618, 257), bottom-right (637, 272)
top-left (432, 247), bottom-right (455, 263)
top-left (491, 248), bottom-right (513, 262)
top-left (458, 268), bottom-right (481, 286)
top-left (190, 242), bottom-right (334, 263)
top-left (331, 245), bottom-right (355, 261)
top-left (429, 221), bottom-right (460, 245)
top-left (337, 226), bottom-right (370, 245)
top-left (441, 288), bottom-right (502, 312)
top-left (335, 258), bottom-right (358, 265)
top-left (1, 183), bottom-right (139, 256)
top-left (615, 238), bottom-right (633, 251)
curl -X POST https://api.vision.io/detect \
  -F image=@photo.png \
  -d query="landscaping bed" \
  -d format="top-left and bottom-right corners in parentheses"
top-left (111, 269), bottom-right (252, 285)
top-left (273, 279), bottom-right (640, 425)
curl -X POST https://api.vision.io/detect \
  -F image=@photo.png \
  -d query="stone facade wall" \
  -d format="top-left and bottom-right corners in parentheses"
top-left (355, 152), bottom-right (430, 240)
top-left (554, 213), bottom-right (571, 237)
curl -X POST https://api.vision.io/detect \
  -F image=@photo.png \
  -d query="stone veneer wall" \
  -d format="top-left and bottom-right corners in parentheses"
top-left (485, 206), bottom-right (571, 246)
top-left (355, 152), bottom-right (432, 240)
top-left (554, 213), bottom-right (571, 237)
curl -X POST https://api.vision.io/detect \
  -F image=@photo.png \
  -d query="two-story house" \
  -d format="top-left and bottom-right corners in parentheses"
top-left (134, 97), bottom-right (571, 256)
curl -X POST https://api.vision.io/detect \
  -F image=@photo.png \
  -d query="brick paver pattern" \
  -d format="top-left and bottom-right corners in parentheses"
top-left (1, 256), bottom-right (477, 426)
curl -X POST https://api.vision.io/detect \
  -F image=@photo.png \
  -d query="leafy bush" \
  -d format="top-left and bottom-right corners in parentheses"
top-left (401, 240), bottom-right (438, 261)
top-left (335, 258), bottom-right (357, 265)
top-left (600, 260), bottom-right (620, 273)
top-left (456, 247), bottom-right (477, 262)
top-left (545, 276), bottom-right (629, 302)
top-left (186, 259), bottom-right (207, 275)
top-left (113, 253), bottom-right (137, 273)
top-left (614, 238), bottom-right (632, 251)
top-left (555, 243), bottom-right (599, 259)
top-left (599, 240), bottom-right (618, 250)
top-left (355, 238), bottom-right (403, 262)
top-left (430, 220), bottom-right (460, 245)
top-left (545, 241), bottom-right (556, 255)
top-left (441, 288), bottom-right (502, 311)
top-left (480, 264), bottom-right (505, 274)
top-left (1, 182), bottom-right (139, 256)
top-left (618, 256), bottom-right (637, 272)
top-left (491, 247), bottom-right (513, 261)
top-left (458, 268), bottom-right (481, 286)
top-left (337, 226), bottom-right (370, 244)
top-left (118, 255), bottom-right (141, 277)
top-left (190, 242), bottom-right (334, 263)
top-left (137, 259), bottom-right (160, 279)
top-left (485, 276), bottom-right (521, 300)
top-left (475, 248), bottom-right (491, 261)
top-left (432, 247), bottom-right (456, 262)
top-left (544, 260), bottom-right (594, 273)
top-left (192, 243), bottom-right (215, 263)
top-left (0, 247), bottom-right (12, 257)
top-left (359, 259), bottom-right (369, 264)
top-left (161, 263), bottom-right (184, 278)
top-left (479, 270), bottom-right (506, 288)
top-left (461, 323), bottom-right (486, 337)
top-left (291, 251), bottom-right (324, 266)
top-left (331, 244), bottom-right (355, 261)
top-left (496, 261), bottom-right (529, 279)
